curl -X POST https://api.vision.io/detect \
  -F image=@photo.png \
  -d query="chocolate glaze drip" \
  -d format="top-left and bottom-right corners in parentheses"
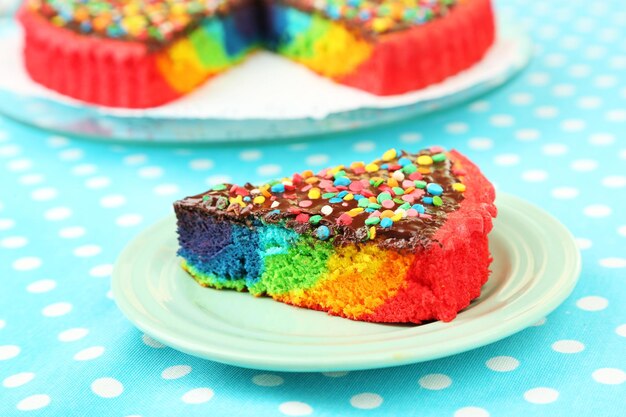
top-left (175, 148), bottom-right (465, 252)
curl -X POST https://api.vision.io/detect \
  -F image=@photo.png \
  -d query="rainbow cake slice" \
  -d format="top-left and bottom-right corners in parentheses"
top-left (174, 147), bottom-right (496, 324)
top-left (18, 0), bottom-right (495, 108)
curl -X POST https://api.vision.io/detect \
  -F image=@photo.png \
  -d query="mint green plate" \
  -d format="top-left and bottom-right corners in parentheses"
top-left (112, 194), bottom-right (580, 372)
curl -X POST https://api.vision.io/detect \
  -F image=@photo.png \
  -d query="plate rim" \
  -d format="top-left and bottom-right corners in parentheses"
top-left (112, 193), bottom-right (581, 372)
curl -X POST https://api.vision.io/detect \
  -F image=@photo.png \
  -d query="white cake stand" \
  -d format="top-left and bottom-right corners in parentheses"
top-left (0, 18), bottom-right (531, 142)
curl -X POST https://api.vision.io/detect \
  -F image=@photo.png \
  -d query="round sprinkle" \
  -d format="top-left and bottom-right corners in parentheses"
top-left (337, 213), bottom-right (353, 225)
top-left (426, 183), bottom-right (443, 196)
top-left (253, 196), bottom-right (265, 205)
top-left (347, 208), bottom-right (364, 217)
top-left (321, 205), bottom-right (333, 215)
top-left (392, 171), bottom-right (405, 181)
top-left (414, 180), bottom-right (427, 189)
top-left (329, 197), bottom-right (343, 204)
top-left (406, 209), bottom-right (418, 217)
top-left (432, 153), bottom-right (447, 163)
top-left (296, 213), bottom-right (310, 223)
top-left (412, 204), bottom-right (426, 214)
top-left (309, 215), bottom-right (322, 224)
top-left (211, 184), bottom-right (227, 191)
top-left (365, 163), bottom-right (379, 173)
top-left (271, 184), bottom-right (285, 193)
top-left (380, 210), bottom-right (395, 219)
top-left (433, 196), bottom-right (443, 206)
top-left (380, 218), bottom-right (393, 228)
top-left (377, 192), bottom-right (392, 203)
top-left (382, 200), bottom-right (395, 209)
top-left (308, 188), bottom-right (321, 199)
top-left (423, 196), bottom-right (434, 205)
top-left (365, 217), bottom-right (380, 225)
top-left (334, 177), bottom-right (351, 186)
top-left (298, 200), bottom-right (313, 208)
top-left (392, 187), bottom-right (405, 195)
top-left (417, 155), bottom-right (433, 165)
top-left (316, 225), bottom-right (330, 240)
top-left (452, 183), bottom-right (466, 192)
top-left (382, 148), bottom-right (397, 161)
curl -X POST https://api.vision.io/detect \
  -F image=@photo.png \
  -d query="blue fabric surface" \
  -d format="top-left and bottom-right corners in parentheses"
top-left (1, 0), bottom-right (625, 415)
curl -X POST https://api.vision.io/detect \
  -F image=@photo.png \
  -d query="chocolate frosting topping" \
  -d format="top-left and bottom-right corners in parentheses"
top-left (175, 147), bottom-right (467, 251)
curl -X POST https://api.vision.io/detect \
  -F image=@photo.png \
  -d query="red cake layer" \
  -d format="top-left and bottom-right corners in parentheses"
top-left (363, 150), bottom-right (497, 323)
top-left (338, 0), bottom-right (495, 95)
top-left (18, 8), bottom-right (181, 108)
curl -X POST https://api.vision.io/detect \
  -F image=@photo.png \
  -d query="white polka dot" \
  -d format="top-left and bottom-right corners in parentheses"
top-left (606, 109), bottom-right (626, 122)
top-left (99, 195), bottom-right (126, 208)
top-left (0, 345), bottom-right (20, 360)
top-left (162, 365), bottom-right (192, 380)
top-left (252, 374), bottom-right (284, 387)
top-left (400, 132), bottom-right (422, 143)
top-left (58, 328), bottom-right (89, 342)
top-left (7, 158), bottom-right (32, 172)
top-left (74, 346), bottom-right (105, 361)
top-left (0, 218), bottom-right (12, 230)
top-left (153, 184), bottom-right (179, 196)
top-left (31, 187), bottom-right (57, 201)
top-left (0, 144), bottom-right (20, 158)
top-left (454, 407), bottom-right (490, 417)
top-left (576, 296), bottom-right (609, 311)
top-left (618, 225), bottom-right (626, 237)
top-left (577, 96), bottom-right (602, 109)
top-left (527, 72), bottom-right (550, 86)
top-left (616, 324), bottom-right (626, 337)
top-left (510, 93), bottom-right (533, 105)
top-left (621, 149), bottom-right (626, 160)
top-left (3, 372), bottom-right (35, 388)
top-left (592, 368), bottom-right (626, 385)
top-left (560, 119), bottom-right (586, 132)
top-left (72, 164), bottom-right (97, 176)
top-left (116, 214), bottom-right (143, 227)
top-left (494, 154), bottom-right (520, 166)
top-left (278, 401), bottom-right (313, 416)
top-left (1, 236), bottom-right (27, 249)
top-left (589, 133), bottom-right (614, 146)
top-left (106, 290), bottom-right (114, 300)
top-left (90, 264), bottom-right (113, 278)
top-left (12, 257), bottom-right (42, 271)
top-left (609, 55), bottom-right (626, 69)
top-left (575, 238), bottom-right (592, 250)
top-left (305, 154), bottom-right (329, 166)
top-left (570, 159), bottom-right (598, 172)
top-left (490, 115), bottom-right (515, 127)
top-left (522, 170), bottom-right (548, 182)
top-left (532, 317), bottom-right (547, 326)
top-left (552, 340), bottom-right (585, 354)
top-left (42, 302), bottom-right (72, 317)
top-left (552, 84), bottom-right (575, 97)
top-left (58, 226), bottom-right (85, 239)
top-left (239, 150), bottom-right (262, 161)
top-left (601, 176), bottom-right (626, 188)
top-left (73, 244), bottom-right (102, 257)
top-left (486, 356), bottom-right (520, 372)
top-left (541, 143), bottom-right (568, 156)
top-left (583, 204), bottom-right (611, 218)
top-left (85, 176), bottom-right (111, 189)
top-left (48, 135), bottom-right (68, 147)
top-left (205, 175), bottom-right (233, 186)
top-left (142, 334), bottom-right (165, 348)
top-left (322, 371), bottom-right (349, 378)
top-left (468, 138), bottom-right (493, 151)
top-left (44, 207), bottom-right (72, 221)
top-left (419, 374), bottom-right (452, 390)
top-left (350, 393), bottom-right (383, 409)
top-left (445, 122), bottom-right (469, 134)
top-left (599, 258), bottom-right (626, 268)
top-left (27, 279), bottom-right (56, 293)
top-left (535, 106), bottom-right (559, 118)
top-left (123, 154), bottom-right (147, 165)
top-left (545, 53), bottom-right (567, 67)
top-left (524, 388), bottom-right (559, 404)
top-left (353, 141), bottom-right (375, 153)
top-left (58, 149), bottom-right (83, 161)
top-left (257, 164), bottom-right (282, 177)
top-left (91, 377), bottom-right (124, 398)
top-left (551, 187), bottom-right (579, 199)
top-left (288, 143), bottom-right (308, 151)
top-left (515, 129), bottom-right (540, 141)
top-left (138, 166), bottom-right (163, 179)
top-left (19, 174), bottom-right (44, 186)
top-left (173, 148), bottom-right (190, 155)
top-left (189, 159), bottom-right (214, 171)
top-left (0, 319), bottom-right (5, 329)
top-left (594, 75), bottom-right (617, 88)
top-left (16, 394), bottom-right (50, 411)
top-left (181, 388), bottom-right (214, 404)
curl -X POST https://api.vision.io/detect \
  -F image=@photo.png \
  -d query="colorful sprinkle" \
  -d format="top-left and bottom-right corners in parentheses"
top-left (380, 217), bottom-right (394, 228)
top-left (316, 225), bottom-right (331, 240)
top-left (426, 183), bottom-right (443, 196)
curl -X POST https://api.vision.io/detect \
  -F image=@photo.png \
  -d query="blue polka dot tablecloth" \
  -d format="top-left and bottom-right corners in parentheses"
top-left (1, 0), bottom-right (626, 415)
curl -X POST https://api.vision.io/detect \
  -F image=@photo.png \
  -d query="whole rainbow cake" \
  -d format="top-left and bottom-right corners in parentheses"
top-left (18, 0), bottom-right (495, 108)
top-left (174, 147), bottom-right (497, 324)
